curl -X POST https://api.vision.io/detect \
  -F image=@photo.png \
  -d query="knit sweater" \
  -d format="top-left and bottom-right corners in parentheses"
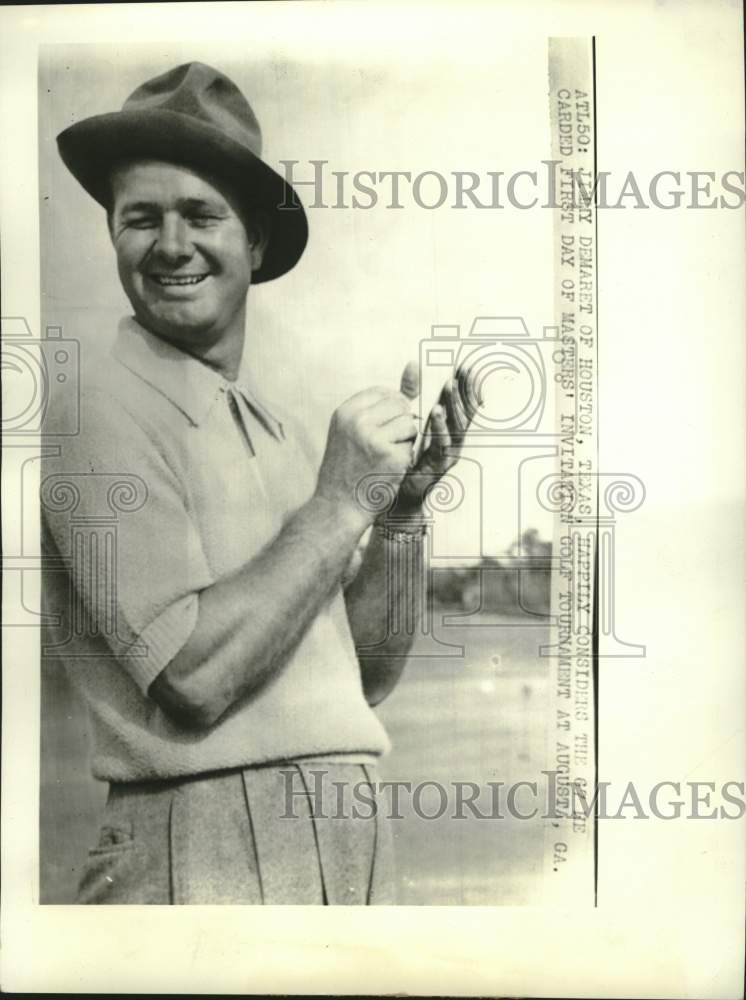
top-left (41, 317), bottom-right (390, 781)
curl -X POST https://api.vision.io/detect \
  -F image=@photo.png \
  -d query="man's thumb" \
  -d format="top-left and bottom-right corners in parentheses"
top-left (400, 360), bottom-right (420, 400)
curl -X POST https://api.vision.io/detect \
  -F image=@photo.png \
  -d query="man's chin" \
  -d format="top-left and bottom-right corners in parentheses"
top-left (138, 308), bottom-right (218, 346)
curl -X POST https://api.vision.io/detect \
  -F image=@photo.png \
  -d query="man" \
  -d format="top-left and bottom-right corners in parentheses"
top-left (42, 62), bottom-right (470, 905)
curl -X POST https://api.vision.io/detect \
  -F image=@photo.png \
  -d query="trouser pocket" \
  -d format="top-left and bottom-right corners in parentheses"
top-left (76, 783), bottom-right (174, 904)
top-left (77, 835), bottom-right (139, 904)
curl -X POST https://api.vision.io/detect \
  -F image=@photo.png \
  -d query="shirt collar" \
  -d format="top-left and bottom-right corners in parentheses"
top-left (112, 316), bottom-right (284, 440)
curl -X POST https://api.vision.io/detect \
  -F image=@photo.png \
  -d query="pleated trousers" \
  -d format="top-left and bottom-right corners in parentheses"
top-left (77, 760), bottom-right (395, 905)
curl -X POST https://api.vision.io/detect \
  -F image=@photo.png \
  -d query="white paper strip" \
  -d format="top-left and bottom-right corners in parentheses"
top-left (542, 36), bottom-right (599, 906)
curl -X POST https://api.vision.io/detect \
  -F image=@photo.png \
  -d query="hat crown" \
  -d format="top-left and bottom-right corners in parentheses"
top-left (123, 62), bottom-right (263, 157)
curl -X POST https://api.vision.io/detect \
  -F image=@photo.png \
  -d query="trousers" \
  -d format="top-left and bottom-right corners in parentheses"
top-left (77, 760), bottom-right (395, 905)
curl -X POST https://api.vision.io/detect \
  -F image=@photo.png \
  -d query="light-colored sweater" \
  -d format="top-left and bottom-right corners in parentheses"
top-left (41, 317), bottom-right (390, 781)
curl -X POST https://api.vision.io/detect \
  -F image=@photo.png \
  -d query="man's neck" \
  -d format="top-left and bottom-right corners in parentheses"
top-left (137, 308), bottom-right (247, 382)
top-left (186, 332), bottom-right (244, 382)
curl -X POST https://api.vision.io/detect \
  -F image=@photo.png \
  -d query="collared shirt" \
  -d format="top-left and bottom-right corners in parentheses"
top-left (41, 316), bottom-right (390, 782)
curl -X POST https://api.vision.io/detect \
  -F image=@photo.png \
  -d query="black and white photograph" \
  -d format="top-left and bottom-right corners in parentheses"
top-left (1, 1), bottom-right (744, 995)
top-left (37, 39), bottom-right (588, 910)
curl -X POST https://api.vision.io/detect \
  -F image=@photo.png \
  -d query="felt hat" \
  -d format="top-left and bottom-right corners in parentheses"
top-left (56, 61), bottom-right (308, 283)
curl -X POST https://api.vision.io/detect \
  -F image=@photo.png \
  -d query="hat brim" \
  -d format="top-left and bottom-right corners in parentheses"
top-left (56, 109), bottom-right (308, 283)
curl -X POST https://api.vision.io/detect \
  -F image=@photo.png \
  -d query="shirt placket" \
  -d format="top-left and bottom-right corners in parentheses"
top-left (221, 384), bottom-right (273, 512)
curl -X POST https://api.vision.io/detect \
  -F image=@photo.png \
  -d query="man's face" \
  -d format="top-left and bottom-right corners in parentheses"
top-left (109, 160), bottom-right (262, 349)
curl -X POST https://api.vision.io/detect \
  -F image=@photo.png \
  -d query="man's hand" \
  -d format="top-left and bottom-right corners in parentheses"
top-left (314, 386), bottom-right (419, 530)
top-left (394, 360), bottom-right (477, 515)
top-left (342, 361), bottom-right (477, 706)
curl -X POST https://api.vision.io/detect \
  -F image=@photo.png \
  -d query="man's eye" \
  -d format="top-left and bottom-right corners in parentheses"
top-left (187, 214), bottom-right (220, 227)
top-left (126, 218), bottom-right (157, 229)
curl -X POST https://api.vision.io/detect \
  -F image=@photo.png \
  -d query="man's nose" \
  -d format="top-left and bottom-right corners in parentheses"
top-left (152, 215), bottom-right (192, 263)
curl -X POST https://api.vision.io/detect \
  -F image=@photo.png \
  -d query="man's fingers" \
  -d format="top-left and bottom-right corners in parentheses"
top-left (457, 365), bottom-right (483, 420)
top-left (343, 386), bottom-right (394, 413)
top-left (440, 378), bottom-right (468, 444)
top-left (381, 412), bottom-right (419, 443)
top-left (366, 392), bottom-right (418, 427)
top-left (427, 404), bottom-right (452, 460)
top-left (400, 360), bottom-right (420, 400)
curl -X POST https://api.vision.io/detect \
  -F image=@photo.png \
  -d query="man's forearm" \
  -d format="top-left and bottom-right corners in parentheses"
top-left (344, 515), bottom-right (426, 706)
top-left (150, 496), bottom-right (366, 728)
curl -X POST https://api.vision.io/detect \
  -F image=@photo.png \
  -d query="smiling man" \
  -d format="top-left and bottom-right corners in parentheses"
top-left (42, 62), bottom-right (470, 905)
top-left (108, 159), bottom-right (266, 370)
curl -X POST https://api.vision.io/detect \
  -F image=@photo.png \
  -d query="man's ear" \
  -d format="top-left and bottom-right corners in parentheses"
top-left (246, 210), bottom-right (271, 271)
top-left (106, 166), bottom-right (125, 244)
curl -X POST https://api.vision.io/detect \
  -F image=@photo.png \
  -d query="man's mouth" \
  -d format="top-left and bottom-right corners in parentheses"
top-left (149, 274), bottom-right (210, 286)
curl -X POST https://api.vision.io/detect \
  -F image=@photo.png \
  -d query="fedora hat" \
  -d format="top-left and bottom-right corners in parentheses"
top-left (56, 61), bottom-right (308, 283)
